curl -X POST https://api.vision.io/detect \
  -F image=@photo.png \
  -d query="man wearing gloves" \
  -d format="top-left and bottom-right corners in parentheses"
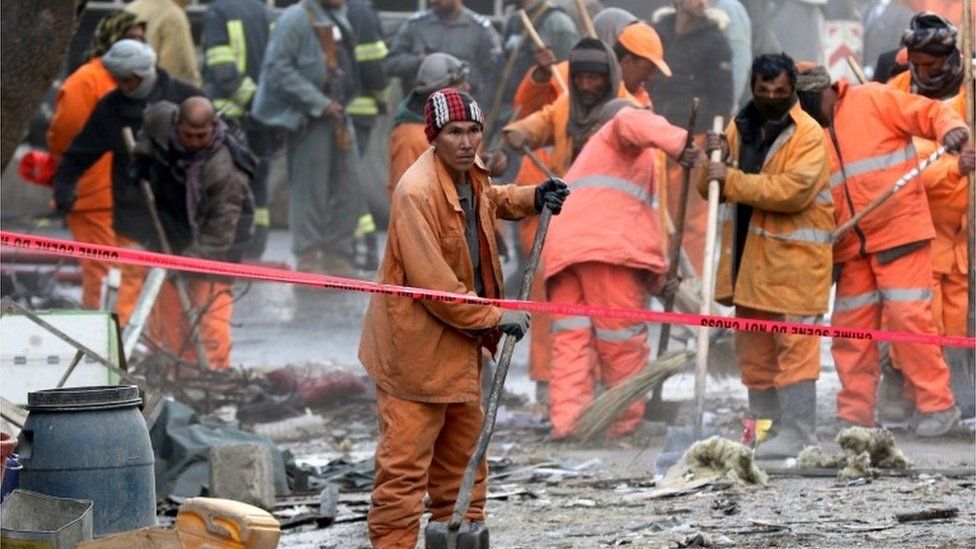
top-left (359, 88), bottom-right (568, 547)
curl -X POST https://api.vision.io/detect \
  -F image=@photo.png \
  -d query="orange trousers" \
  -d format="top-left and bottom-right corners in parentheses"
top-left (932, 268), bottom-right (968, 337)
top-left (66, 210), bottom-right (114, 309)
top-left (547, 262), bottom-right (650, 439)
top-left (114, 236), bottom-right (232, 369)
top-left (665, 134), bottom-right (707, 277)
top-left (734, 306), bottom-right (822, 390)
top-left (831, 245), bottom-right (954, 426)
top-left (369, 387), bottom-right (487, 548)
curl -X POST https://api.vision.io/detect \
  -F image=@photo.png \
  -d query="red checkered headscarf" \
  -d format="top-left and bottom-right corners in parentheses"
top-left (424, 88), bottom-right (484, 142)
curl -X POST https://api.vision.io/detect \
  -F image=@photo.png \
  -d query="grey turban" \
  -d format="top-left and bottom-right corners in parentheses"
top-left (101, 39), bottom-right (157, 79)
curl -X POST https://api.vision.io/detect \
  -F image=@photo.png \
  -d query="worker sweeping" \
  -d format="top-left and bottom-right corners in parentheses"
top-left (358, 88), bottom-right (568, 548)
top-left (701, 53), bottom-right (834, 459)
top-left (542, 98), bottom-right (696, 440)
top-left (128, 97), bottom-right (255, 369)
top-left (793, 60), bottom-right (969, 436)
top-left (887, 12), bottom-right (976, 419)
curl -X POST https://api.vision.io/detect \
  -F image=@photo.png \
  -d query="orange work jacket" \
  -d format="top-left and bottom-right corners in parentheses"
top-left (47, 57), bottom-right (117, 212)
top-left (826, 79), bottom-right (966, 264)
top-left (387, 122), bottom-right (429, 200)
top-left (359, 149), bottom-right (537, 403)
top-left (543, 107), bottom-right (686, 280)
top-left (888, 71), bottom-right (969, 275)
top-left (701, 102), bottom-right (835, 316)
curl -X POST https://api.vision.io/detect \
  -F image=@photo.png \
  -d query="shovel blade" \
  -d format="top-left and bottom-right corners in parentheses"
top-left (424, 521), bottom-right (489, 549)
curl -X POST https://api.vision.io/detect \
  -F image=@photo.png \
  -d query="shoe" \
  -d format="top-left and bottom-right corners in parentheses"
top-left (748, 388), bottom-right (781, 423)
top-left (755, 381), bottom-right (817, 459)
top-left (877, 360), bottom-right (914, 423)
top-left (321, 252), bottom-right (360, 279)
top-left (914, 406), bottom-right (961, 438)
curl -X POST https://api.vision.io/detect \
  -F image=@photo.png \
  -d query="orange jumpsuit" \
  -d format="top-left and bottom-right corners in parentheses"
top-left (387, 122), bottom-right (429, 200)
top-left (703, 103), bottom-right (834, 392)
top-left (542, 107), bottom-right (686, 438)
top-left (888, 72), bottom-right (969, 338)
top-left (506, 61), bottom-right (642, 384)
top-left (826, 80), bottom-right (964, 426)
top-left (46, 57), bottom-right (117, 309)
top-left (359, 149), bottom-right (537, 548)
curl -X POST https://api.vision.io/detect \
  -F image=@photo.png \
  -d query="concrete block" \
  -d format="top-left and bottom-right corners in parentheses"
top-left (209, 443), bottom-right (276, 511)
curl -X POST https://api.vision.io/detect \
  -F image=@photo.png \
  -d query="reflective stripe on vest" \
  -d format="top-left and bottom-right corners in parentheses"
top-left (355, 40), bottom-right (388, 62)
top-left (569, 175), bottom-right (658, 208)
top-left (551, 316), bottom-right (592, 332)
top-left (828, 143), bottom-right (917, 188)
top-left (213, 98), bottom-right (246, 117)
top-left (355, 214), bottom-right (376, 237)
top-left (227, 19), bottom-right (247, 74)
top-left (595, 324), bottom-right (647, 342)
top-left (346, 96), bottom-right (380, 116)
top-left (205, 45), bottom-right (237, 66)
top-left (253, 207), bottom-right (270, 227)
top-left (749, 225), bottom-right (833, 244)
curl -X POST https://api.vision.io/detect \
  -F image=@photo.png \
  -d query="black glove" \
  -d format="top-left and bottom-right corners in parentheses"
top-left (498, 310), bottom-right (531, 341)
top-left (53, 181), bottom-right (76, 217)
top-left (942, 127), bottom-right (970, 152)
top-left (534, 177), bottom-right (570, 214)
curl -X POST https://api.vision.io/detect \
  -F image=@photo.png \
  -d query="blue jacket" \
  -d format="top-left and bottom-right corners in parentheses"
top-left (251, 0), bottom-right (356, 131)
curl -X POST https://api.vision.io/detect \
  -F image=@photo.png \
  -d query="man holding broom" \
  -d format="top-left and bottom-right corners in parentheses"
top-left (359, 88), bottom-right (568, 547)
top-left (793, 59), bottom-right (970, 437)
top-left (541, 98), bottom-right (697, 440)
top-left (701, 53), bottom-right (834, 459)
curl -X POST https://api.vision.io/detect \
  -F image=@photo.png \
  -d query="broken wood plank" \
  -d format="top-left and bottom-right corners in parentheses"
top-left (895, 507), bottom-right (959, 523)
top-left (0, 396), bottom-right (27, 428)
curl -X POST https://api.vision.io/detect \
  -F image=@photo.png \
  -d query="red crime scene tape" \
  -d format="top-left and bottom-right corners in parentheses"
top-left (1, 231), bottom-right (972, 349)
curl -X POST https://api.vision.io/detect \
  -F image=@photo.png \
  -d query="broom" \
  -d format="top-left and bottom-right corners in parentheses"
top-left (573, 350), bottom-right (693, 441)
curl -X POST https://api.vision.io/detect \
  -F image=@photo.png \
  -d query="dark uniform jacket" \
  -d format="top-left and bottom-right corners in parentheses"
top-left (53, 69), bottom-right (203, 247)
top-left (202, 0), bottom-right (276, 117)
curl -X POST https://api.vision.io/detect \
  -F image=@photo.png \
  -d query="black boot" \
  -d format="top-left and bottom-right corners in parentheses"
top-left (748, 388), bottom-right (781, 422)
top-left (946, 347), bottom-right (975, 419)
top-left (756, 381), bottom-right (817, 459)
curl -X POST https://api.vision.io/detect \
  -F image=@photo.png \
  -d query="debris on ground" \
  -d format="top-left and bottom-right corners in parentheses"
top-left (664, 436), bottom-right (768, 485)
top-left (796, 427), bottom-right (911, 480)
top-left (894, 507), bottom-right (959, 523)
top-left (264, 365), bottom-right (369, 409)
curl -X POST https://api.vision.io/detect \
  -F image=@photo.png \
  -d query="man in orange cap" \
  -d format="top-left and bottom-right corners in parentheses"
top-left (614, 21), bottom-right (672, 106)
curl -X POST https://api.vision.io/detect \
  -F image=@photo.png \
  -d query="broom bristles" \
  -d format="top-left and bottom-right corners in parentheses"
top-left (573, 350), bottom-right (693, 441)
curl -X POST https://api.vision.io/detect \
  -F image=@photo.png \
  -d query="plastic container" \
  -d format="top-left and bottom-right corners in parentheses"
top-left (0, 453), bottom-right (22, 502)
top-left (18, 385), bottom-right (156, 536)
top-left (0, 432), bottom-right (16, 486)
top-left (0, 489), bottom-right (93, 548)
top-left (176, 497), bottom-right (281, 549)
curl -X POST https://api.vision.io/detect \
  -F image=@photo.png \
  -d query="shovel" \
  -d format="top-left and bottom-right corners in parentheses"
top-left (656, 116), bottom-right (725, 472)
top-left (426, 150), bottom-right (556, 549)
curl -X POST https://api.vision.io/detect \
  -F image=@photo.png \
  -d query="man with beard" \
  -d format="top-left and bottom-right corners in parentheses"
top-left (701, 53), bottom-right (834, 458)
top-left (887, 12), bottom-right (976, 420)
top-left (52, 39), bottom-right (204, 327)
top-left (127, 97), bottom-right (255, 369)
top-left (503, 38), bottom-right (622, 176)
top-left (793, 60), bottom-right (969, 438)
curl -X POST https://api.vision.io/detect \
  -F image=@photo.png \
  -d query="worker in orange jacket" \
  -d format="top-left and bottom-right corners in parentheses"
top-left (504, 37), bottom-right (651, 403)
top-left (542, 99), bottom-right (695, 439)
top-left (794, 62), bottom-right (969, 437)
top-left (359, 88), bottom-right (568, 547)
top-left (702, 53), bottom-right (834, 459)
top-left (887, 12), bottom-right (976, 419)
top-left (47, 12), bottom-right (146, 309)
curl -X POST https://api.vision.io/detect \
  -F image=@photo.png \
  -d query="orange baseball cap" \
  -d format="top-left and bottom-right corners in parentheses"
top-left (617, 22), bottom-right (672, 77)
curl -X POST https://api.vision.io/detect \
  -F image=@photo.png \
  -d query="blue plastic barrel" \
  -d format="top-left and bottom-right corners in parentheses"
top-left (18, 386), bottom-right (156, 536)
